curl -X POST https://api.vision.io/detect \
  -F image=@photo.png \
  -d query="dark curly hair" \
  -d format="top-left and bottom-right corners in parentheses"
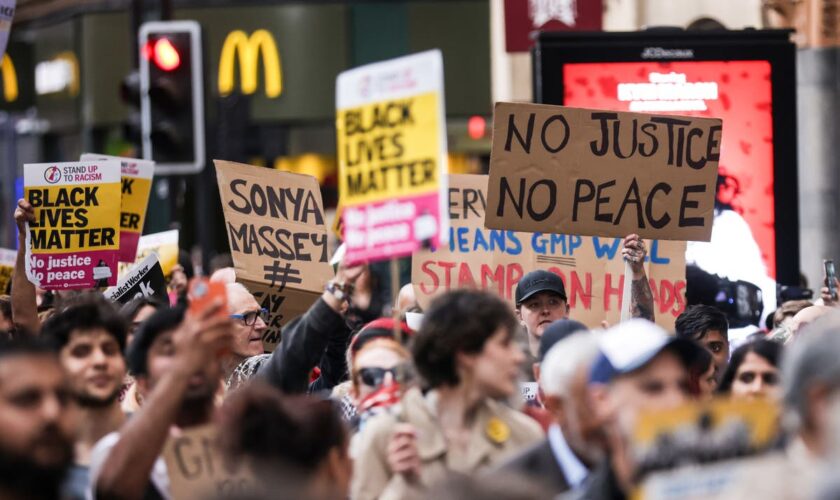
top-left (411, 289), bottom-right (518, 388)
top-left (40, 293), bottom-right (128, 353)
top-left (217, 383), bottom-right (346, 473)
top-left (675, 304), bottom-right (729, 342)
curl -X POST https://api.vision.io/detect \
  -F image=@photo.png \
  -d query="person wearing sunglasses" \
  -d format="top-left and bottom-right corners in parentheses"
top-left (351, 290), bottom-right (543, 500)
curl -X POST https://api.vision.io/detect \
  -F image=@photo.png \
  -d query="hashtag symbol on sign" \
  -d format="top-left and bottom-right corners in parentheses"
top-left (263, 261), bottom-right (302, 292)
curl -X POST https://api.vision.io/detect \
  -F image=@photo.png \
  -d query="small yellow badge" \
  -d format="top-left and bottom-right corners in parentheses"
top-left (486, 417), bottom-right (510, 444)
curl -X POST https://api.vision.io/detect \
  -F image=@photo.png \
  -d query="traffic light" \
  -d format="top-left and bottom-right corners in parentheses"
top-left (139, 21), bottom-right (205, 174)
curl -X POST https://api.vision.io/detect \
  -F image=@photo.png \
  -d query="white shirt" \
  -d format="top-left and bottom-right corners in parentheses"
top-left (86, 432), bottom-right (171, 500)
top-left (547, 424), bottom-right (588, 489)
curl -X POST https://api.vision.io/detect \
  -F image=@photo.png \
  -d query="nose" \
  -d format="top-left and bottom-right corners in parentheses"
top-left (40, 392), bottom-right (63, 423)
top-left (254, 315), bottom-right (267, 331)
top-left (382, 372), bottom-right (395, 387)
top-left (91, 347), bottom-right (107, 367)
top-left (748, 377), bottom-right (765, 397)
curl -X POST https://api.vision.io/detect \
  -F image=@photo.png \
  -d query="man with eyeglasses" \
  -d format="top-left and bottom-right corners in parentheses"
top-left (224, 283), bottom-right (269, 382)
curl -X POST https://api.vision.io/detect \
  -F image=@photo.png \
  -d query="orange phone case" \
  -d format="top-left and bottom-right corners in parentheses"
top-left (187, 278), bottom-right (228, 318)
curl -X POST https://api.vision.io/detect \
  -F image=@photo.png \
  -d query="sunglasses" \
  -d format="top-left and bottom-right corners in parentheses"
top-left (357, 365), bottom-right (413, 388)
top-left (230, 308), bottom-right (269, 326)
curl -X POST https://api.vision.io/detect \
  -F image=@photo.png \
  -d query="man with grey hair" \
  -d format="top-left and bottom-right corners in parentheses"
top-left (781, 309), bottom-right (840, 491)
top-left (501, 331), bottom-right (603, 495)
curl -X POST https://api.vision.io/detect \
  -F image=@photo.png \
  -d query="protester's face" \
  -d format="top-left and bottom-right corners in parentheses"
top-left (228, 289), bottom-right (267, 359)
top-left (730, 351), bottom-right (780, 400)
top-left (465, 327), bottom-right (525, 399)
top-left (60, 328), bottom-right (126, 406)
top-left (143, 329), bottom-right (220, 401)
top-left (697, 362), bottom-right (717, 400)
top-left (551, 364), bottom-right (606, 465)
top-left (0, 355), bottom-right (75, 469)
top-left (129, 304), bottom-right (157, 346)
top-left (517, 292), bottom-right (567, 339)
top-left (700, 329), bottom-right (729, 379)
top-left (596, 351), bottom-right (690, 437)
top-left (352, 344), bottom-right (408, 403)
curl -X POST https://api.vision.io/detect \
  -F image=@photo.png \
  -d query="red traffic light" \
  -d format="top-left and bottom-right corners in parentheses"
top-left (144, 38), bottom-right (181, 71)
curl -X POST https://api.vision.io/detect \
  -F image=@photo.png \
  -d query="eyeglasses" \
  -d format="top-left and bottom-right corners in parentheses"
top-left (357, 365), bottom-right (413, 388)
top-left (230, 308), bottom-right (268, 326)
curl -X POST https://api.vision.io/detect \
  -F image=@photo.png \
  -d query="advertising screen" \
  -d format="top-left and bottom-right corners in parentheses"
top-left (562, 61), bottom-right (776, 280)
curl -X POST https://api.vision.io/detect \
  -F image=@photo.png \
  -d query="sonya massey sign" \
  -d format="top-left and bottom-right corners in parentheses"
top-left (485, 102), bottom-right (722, 242)
top-left (336, 50), bottom-right (448, 264)
top-left (413, 175), bottom-right (687, 330)
top-left (215, 160), bottom-right (333, 351)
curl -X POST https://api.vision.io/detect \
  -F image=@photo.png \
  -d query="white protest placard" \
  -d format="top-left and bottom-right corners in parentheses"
top-left (336, 50), bottom-right (449, 264)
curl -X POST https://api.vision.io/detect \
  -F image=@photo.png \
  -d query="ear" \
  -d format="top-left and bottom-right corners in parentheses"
top-left (135, 376), bottom-right (150, 399)
top-left (515, 306), bottom-right (523, 322)
top-left (542, 394), bottom-right (565, 421)
top-left (456, 351), bottom-right (476, 371)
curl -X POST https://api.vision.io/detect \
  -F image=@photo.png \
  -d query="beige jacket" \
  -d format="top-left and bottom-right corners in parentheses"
top-left (351, 387), bottom-right (544, 500)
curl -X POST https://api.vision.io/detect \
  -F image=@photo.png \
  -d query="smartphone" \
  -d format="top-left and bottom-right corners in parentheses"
top-left (825, 259), bottom-right (837, 301)
top-left (187, 277), bottom-right (228, 318)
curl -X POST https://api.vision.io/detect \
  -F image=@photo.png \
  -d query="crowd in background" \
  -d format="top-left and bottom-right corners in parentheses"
top-left (3, 196), bottom-right (840, 500)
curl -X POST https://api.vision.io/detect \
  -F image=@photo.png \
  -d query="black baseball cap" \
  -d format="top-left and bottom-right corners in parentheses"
top-left (515, 270), bottom-right (567, 305)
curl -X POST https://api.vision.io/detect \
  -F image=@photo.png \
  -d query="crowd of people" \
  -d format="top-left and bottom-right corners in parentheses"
top-left (3, 195), bottom-right (840, 500)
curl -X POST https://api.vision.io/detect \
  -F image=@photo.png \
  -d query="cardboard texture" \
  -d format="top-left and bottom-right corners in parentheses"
top-left (485, 102), bottom-right (722, 242)
top-left (105, 252), bottom-right (168, 305)
top-left (413, 174), bottom-right (686, 331)
top-left (215, 160), bottom-right (333, 351)
top-left (336, 50), bottom-right (449, 264)
top-left (23, 160), bottom-right (122, 290)
top-left (80, 154), bottom-right (155, 262)
top-left (163, 425), bottom-right (255, 500)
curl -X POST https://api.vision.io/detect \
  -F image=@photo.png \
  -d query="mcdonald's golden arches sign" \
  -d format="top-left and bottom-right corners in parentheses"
top-left (218, 29), bottom-right (282, 98)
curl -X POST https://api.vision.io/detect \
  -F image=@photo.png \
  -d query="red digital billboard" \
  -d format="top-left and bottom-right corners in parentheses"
top-left (562, 61), bottom-right (777, 279)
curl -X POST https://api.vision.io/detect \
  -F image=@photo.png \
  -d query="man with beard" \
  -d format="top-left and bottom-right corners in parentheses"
top-left (40, 294), bottom-right (128, 499)
top-left (89, 303), bottom-right (232, 499)
top-left (0, 338), bottom-right (76, 500)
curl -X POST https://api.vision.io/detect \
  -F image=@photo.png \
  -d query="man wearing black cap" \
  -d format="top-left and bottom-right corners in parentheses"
top-left (516, 234), bottom-right (654, 357)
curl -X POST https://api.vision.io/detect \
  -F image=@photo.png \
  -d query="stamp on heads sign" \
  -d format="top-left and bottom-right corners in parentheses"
top-left (413, 174), bottom-right (687, 331)
top-left (24, 160), bottom-right (121, 290)
top-left (484, 102), bottom-right (722, 242)
top-left (336, 49), bottom-right (449, 264)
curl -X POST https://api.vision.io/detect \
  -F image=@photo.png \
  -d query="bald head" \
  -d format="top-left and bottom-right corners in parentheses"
top-left (790, 305), bottom-right (835, 337)
top-left (397, 284), bottom-right (418, 314)
top-left (210, 267), bottom-right (236, 284)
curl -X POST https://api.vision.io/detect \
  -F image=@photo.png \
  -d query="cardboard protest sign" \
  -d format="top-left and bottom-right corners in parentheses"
top-left (163, 425), bottom-right (255, 500)
top-left (24, 161), bottom-right (121, 290)
top-left (105, 252), bottom-right (167, 305)
top-left (632, 398), bottom-right (782, 498)
top-left (81, 153), bottom-right (154, 262)
top-left (485, 102), bottom-right (722, 242)
top-left (215, 160), bottom-right (333, 352)
top-left (0, 248), bottom-right (15, 294)
top-left (336, 50), bottom-right (449, 264)
top-left (412, 175), bottom-right (686, 331)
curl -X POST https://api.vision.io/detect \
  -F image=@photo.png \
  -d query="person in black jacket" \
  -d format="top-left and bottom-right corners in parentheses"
top-left (255, 260), bottom-right (366, 394)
